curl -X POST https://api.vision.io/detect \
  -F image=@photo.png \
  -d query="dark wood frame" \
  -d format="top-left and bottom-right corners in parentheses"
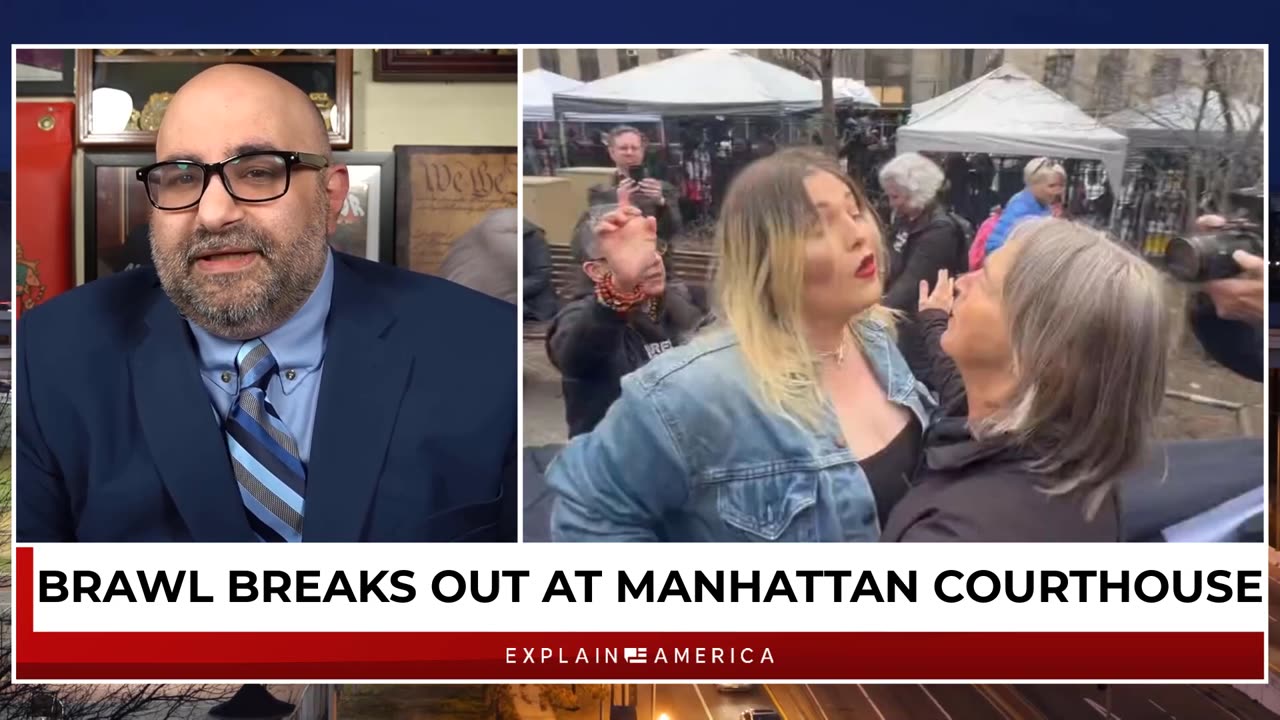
top-left (16, 49), bottom-right (76, 97)
top-left (332, 151), bottom-right (396, 264)
top-left (393, 144), bottom-right (518, 273)
top-left (75, 49), bottom-right (354, 148)
top-left (372, 49), bottom-right (515, 82)
top-left (82, 151), bottom-right (155, 284)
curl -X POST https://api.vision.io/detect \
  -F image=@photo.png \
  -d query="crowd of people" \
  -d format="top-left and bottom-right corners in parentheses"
top-left (534, 125), bottom-right (1265, 544)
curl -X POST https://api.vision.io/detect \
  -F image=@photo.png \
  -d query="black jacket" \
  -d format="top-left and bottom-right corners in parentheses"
top-left (522, 219), bottom-right (560, 322)
top-left (884, 309), bottom-right (1121, 542)
top-left (546, 285), bottom-right (707, 438)
top-left (883, 204), bottom-right (969, 314)
top-left (588, 177), bottom-right (684, 246)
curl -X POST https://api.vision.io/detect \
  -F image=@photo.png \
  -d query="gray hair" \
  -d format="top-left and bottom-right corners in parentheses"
top-left (572, 203), bottom-right (622, 261)
top-left (1024, 157), bottom-right (1066, 185)
top-left (878, 153), bottom-right (945, 212)
top-left (975, 218), bottom-right (1171, 520)
top-left (606, 125), bottom-right (646, 147)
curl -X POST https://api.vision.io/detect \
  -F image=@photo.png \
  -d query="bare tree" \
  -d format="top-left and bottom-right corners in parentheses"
top-left (1194, 49), bottom-right (1265, 216)
top-left (762, 49), bottom-right (838, 156)
top-left (0, 626), bottom-right (234, 720)
top-left (983, 50), bottom-right (1006, 74)
top-left (535, 683), bottom-right (609, 712)
top-left (1051, 49), bottom-right (1263, 229)
top-left (482, 685), bottom-right (520, 720)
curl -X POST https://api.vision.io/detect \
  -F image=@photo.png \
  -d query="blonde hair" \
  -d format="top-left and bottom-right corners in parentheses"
top-left (975, 218), bottom-right (1171, 520)
top-left (714, 148), bottom-right (896, 428)
top-left (1023, 157), bottom-right (1066, 185)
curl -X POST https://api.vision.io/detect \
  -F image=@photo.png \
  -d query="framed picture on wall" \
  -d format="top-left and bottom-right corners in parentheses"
top-left (16, 49), bottom-right (75, 97)
top-left (82, 152), bottom-right (156, 284)
top-left (331, 151), bottom-right (396, 264)
top-left (372, 49), bottom-right (516, 82)
top-left (393, 145), bottom-right (518, 276)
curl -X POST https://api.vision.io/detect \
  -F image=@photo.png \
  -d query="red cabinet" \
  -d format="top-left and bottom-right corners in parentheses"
top-left (15, 102), bottom-right (76, 317)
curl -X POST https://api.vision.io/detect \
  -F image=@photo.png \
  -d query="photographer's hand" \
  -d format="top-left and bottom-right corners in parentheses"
top-left (1203, 250), bottom-right (1264, 325)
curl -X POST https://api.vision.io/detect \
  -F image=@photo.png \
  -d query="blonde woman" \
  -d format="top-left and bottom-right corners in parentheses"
top-left (983, 157), bottom-right (1065, 256)
top-left (547, 149), bottom-right (935, 542)
top-left (884, 218), bottom-right (1170, 542)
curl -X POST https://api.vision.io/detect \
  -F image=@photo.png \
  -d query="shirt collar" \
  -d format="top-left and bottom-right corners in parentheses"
top-left (188, 250), bottom-right (335, 397)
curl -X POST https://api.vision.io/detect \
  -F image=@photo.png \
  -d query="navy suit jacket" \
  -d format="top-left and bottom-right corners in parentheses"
top-left (17, 252), bottom-right (517, 542)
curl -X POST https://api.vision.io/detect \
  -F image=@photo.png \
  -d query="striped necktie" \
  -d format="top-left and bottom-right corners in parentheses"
top-left (225, 339), bottom-right (306, 542)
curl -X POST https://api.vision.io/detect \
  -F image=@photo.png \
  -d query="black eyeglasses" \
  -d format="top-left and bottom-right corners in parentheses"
top-left (136, 150), bottom-right (329, 211)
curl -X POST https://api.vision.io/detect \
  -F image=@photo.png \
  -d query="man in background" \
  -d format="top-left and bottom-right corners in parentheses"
top-left (587, 125), bottom-right (683, 247)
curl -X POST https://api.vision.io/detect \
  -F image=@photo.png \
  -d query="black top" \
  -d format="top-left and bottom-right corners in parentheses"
top-left (546, 287), bottom-right (709, 438)
top-left (883, 204), bottom-right (969, 314)
top-left (882, 309), bottom-right (1121, 542)
top-left (860, 414), bottom-right (923, 527)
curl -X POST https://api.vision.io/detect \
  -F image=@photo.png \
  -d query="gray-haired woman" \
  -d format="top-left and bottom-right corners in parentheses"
top-left (882, 218), bottom-right (1170, 542)
top-left (878, 152), bottom-right (970, 313)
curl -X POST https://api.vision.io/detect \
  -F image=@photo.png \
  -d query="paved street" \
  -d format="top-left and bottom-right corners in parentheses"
top-left (713, 682), bottom-right (1280, 720)
top-left (641, 684), bottom-right (777, 720)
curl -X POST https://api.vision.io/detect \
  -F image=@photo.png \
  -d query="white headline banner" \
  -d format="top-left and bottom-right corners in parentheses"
top-left (26, 542), bottom-right (1267, 633)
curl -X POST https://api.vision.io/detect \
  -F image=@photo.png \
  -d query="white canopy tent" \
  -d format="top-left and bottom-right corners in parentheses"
top-left (552, 48), bottom-right (824, 117)
top-left (522, 68), bottom-right (662, 124)
top-left (896, 64), bottom-right (1129, 192)
top-left (1103, 86), bottom-right (1264, 150)
top-left (819, 77), bottom-right (880, 108)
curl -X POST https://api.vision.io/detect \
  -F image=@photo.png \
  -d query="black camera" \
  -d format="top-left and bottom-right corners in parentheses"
top-left (1165, 220), bottom-right (1263, 283)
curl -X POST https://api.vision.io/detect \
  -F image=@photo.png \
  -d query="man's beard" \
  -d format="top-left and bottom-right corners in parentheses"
top-left (151, 190), bottom-right (330, 340)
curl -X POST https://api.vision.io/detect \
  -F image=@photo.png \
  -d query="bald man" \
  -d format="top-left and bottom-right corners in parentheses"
top-left (17, 65), bottom-right (516, 542)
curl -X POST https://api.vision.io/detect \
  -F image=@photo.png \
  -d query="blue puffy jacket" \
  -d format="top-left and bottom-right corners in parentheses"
top-left (984, 189), bottom-right (1050, 255)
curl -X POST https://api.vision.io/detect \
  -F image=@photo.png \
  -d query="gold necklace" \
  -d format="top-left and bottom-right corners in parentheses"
top-left (815, 336), bottom-right (849, 366)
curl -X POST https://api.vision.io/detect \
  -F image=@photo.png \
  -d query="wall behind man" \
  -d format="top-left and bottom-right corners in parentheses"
top-left (65, 50), bottom-right (517, 284)
top-left (353, 50), bottom-right (517, 150)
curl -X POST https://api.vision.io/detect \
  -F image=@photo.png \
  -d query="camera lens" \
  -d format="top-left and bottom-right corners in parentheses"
top-left (1164, 235), bottom-right (1203, 282)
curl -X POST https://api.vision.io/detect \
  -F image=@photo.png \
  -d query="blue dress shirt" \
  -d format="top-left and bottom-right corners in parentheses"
top-left (188, 251), bottom-right (334, 463)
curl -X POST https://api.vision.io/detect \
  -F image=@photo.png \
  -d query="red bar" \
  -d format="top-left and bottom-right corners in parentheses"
top-left (13, 630), bottom-right (1264, 681)
top-left (14, 550), bottom-right (1265, 682)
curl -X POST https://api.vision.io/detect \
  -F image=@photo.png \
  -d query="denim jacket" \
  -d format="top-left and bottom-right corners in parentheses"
top-left (547, 321), bottom-right (936, 542)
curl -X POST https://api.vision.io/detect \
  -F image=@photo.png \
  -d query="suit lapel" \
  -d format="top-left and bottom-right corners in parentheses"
top-left (304, 257), bottom-right (412, 541)
top-left (129, 288), bottom-right (253, 541)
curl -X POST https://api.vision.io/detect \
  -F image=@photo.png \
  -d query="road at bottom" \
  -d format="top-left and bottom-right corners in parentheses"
top-left (801, 683), bottom-right (1008, 719)
top-left (646, 684), bottom-right (778, 720)
top-left (1014, 684), bottom-right (1279, 720)
top-left (646, 682), bottom-right (1280, 720)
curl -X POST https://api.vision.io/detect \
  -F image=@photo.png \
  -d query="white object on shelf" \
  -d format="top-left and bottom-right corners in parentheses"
top-left (90, 87), bottom-right (134, 134)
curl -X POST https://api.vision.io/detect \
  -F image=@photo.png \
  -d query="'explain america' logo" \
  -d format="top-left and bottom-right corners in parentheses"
top-left (505, 646), bottom-right (774, 665)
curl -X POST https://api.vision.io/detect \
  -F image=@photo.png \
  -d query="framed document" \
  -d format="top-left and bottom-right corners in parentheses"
top-left (393, 145), bottom-right (518, 276)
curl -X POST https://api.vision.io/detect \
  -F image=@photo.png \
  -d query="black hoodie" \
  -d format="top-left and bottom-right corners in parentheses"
top-left (546, 285), bottom-right (707, 438)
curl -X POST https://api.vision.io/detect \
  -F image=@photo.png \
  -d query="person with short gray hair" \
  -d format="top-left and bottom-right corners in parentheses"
top-left (983, 156), bottom-right (1065, 256)
top-left (546, 201), bottom-right (706, 437)
top-left (878, 152), bottom-right (970, 313)
top-left (882, 218), bottom-right (1170, 542)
